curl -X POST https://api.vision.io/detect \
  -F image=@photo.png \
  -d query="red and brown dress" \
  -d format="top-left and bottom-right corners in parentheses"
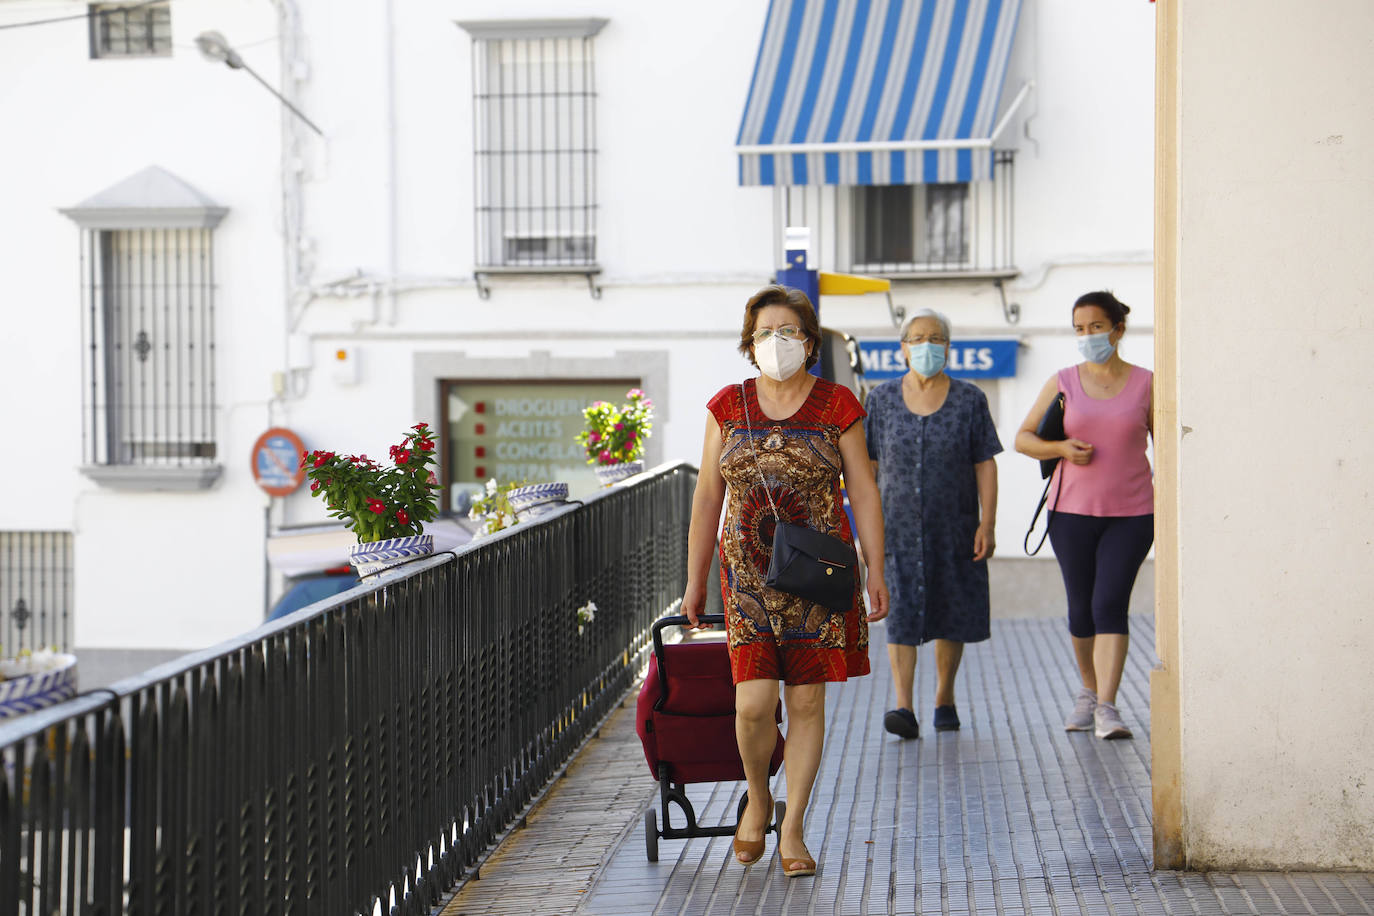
top-left (707, 377), bottom-right (871, 685)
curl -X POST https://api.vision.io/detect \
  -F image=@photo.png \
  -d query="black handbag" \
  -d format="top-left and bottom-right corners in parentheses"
top-left (1035, 392), bottom-right (1066, 480)
top-left (766, 521), bottom-right (859, 611)
top-left (740, 385), bottom-right (858, 610)
top-left (1023, 392), bottom-right (1066, 556)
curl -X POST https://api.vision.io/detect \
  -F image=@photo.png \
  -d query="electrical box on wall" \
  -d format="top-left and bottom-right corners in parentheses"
top-left (332, 346), bottom-right (360, 385)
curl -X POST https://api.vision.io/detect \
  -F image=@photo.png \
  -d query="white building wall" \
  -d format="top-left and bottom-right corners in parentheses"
top-left (0, 0), bottom-right (286, 647)
top-left (2, 0), bottom-right (1155, 654)
top-left (1167, 0), bottom-right (1374, 869)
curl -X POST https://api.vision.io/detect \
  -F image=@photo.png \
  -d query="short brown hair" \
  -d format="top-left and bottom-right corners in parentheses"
top-left (737, 285), bottom-right (822, 370)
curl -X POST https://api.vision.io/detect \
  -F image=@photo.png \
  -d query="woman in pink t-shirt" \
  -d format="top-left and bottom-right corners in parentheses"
top-left (1015, 291), bottom-right (1153, 741)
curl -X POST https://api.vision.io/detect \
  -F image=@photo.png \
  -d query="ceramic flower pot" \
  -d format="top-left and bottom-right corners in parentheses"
top-left (0, 653), bottom-right (79, 720)
top-left (593, 460), bottom-right (644, 488)
top-left (507, 482), bottom-right (571, 520)
top-left (347, 534), bottom-right (434, 578)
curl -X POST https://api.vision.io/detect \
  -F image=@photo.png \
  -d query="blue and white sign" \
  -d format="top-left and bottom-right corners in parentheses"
top-left (859, 339), bottom-right (1020, 381)
top-left (251, 427), bottom-right (307, 497)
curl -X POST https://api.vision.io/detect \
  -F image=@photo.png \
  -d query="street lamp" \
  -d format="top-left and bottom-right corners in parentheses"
top-left (195, 30), bottom-right (324, 136)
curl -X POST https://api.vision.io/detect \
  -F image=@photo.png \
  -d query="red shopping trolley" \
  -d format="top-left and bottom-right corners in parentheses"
top-left (635, 614), bottom-right (785, 862)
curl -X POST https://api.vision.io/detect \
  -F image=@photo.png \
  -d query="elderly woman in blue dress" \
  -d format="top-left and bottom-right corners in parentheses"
top-left (864, 308), bottom-right (1002, 737)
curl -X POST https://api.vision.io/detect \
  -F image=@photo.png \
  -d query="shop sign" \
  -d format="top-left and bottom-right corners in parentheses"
top-left (858, 338), bottom-right (1019, 380)
top-left (446, 380), bottom-right (638, 505)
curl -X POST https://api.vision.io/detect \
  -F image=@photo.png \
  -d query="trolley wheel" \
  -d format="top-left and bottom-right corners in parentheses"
top-left (773, 799), bottom-right (786, 832)
top-left (644, 809), bottom-right (659, 862)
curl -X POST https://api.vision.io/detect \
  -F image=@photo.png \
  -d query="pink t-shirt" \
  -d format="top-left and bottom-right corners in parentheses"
top-left (1049, 365), bottom-right (1154, 517)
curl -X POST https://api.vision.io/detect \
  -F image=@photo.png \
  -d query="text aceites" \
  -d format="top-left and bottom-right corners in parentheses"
top-left (475, 397), bottom-right (589, 483)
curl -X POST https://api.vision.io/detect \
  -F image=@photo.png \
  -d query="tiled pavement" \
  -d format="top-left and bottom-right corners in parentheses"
top-left (442, 616), bottom-right (1374, 915)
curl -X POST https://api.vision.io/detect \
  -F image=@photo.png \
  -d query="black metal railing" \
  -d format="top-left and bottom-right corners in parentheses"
top-left (0, 463), bottom-right (695, 915)
top-left (0, 532), bottom-right (73, 654)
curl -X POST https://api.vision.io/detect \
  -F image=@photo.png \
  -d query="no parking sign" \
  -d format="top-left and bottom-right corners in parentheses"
top-left (251, 427), bottom-right (307, 497)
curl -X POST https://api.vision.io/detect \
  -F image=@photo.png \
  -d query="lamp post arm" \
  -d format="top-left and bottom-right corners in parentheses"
top-left (237, 60), bottom-right (324, 137)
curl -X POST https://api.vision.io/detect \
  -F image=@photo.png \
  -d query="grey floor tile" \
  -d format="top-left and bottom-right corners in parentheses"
top-left (442, 617), bottom-right (1374, 916)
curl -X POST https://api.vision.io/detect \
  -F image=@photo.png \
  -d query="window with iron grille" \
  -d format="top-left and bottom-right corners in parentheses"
top-left (88, 2), bottom-right (171, 59)
top-left (62, 167), bottom-right (226, 489)
top-left (851, 151), bottom-right (1015, 275)
top-left (462, 20), bottom-right (606, 273)
top-left (0, 532), bottom-right (74, 654)
top-left (771, 150), bottom-right (1015, 278)
top-left (81, 228), bottom-right (218, 468)
top-left (853, 183), bottom-right (970, 271)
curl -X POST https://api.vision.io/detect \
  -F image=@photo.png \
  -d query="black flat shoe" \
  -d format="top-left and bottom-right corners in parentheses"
top-left (933, 705), bottom-right (960, 731)
top-left (883, 708), bottom-right (919, 739)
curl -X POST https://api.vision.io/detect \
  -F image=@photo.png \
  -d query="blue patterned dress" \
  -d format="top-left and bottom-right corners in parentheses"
top-left (864, 378), bottom-right (1003, 646)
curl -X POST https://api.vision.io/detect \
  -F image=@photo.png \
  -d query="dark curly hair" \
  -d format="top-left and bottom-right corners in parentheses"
top-left (737, 285), bottom-right (822, 370)
top-left (1073, 290), bottom-right (1131, 328)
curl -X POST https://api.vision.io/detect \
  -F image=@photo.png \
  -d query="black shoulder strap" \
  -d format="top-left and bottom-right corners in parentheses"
top-left (1023, 467), bottom-right (1063, 556)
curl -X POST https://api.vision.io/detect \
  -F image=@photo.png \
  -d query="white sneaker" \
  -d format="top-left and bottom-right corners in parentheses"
top-left (1094, 702), bottom-right (1132, 740)
top-left (1064, 687), bottom-right (1097, 731)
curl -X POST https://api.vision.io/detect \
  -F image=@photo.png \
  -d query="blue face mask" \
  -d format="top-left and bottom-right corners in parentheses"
top-left (906, 342), bottom-right (947, 378)
top-left (1076, 332), bottom-right (1116, 364)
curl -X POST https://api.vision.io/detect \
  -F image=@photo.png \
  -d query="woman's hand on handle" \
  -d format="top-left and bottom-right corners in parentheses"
top-left (681, 579), bottom-right (711, 630)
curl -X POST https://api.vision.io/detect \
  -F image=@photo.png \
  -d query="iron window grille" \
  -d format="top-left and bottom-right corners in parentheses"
top-left (79, 228), bottom-right (218, 468)
top-left (88, 2), bottom-right (172, 59)
top-left (854, 183), bottom-right (971, 270)
top-left (466, 22), bottom-right (603, 288)
top-left (0, 531), bottom-right (73, 654)
top-left (772, 150), bottom-right (1016, 279)
top-left (852, 151), bottom-right (1016, 275)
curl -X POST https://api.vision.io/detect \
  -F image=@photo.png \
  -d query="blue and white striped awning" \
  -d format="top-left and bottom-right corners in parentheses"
top-left (736, 0), bottom-right (1025, 186)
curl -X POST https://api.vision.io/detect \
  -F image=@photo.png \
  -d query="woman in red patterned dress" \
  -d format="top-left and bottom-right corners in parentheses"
top-left (683, 285), bottom-right (889, 877)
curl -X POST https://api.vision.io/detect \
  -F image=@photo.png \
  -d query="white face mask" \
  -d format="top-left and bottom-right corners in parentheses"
top-left (755, 336), bottom-right (808, 381)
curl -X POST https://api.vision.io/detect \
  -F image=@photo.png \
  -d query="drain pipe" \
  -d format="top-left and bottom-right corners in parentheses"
top-left (384, 0), bottom-right (400, 325)
top-left (270, 0), bottom-right (313, 403)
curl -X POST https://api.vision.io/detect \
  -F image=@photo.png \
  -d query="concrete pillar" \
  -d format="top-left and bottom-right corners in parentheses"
top-left (1154, 0), bottom-right (1374, 870)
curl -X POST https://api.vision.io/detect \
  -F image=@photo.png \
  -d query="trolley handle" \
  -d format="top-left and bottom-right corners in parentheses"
top-left (650, 613), bottom-right (724, 708)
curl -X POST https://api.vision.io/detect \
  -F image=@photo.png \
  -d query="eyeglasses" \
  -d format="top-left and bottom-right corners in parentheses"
top-left (752, 325), bottom-right (805, 343)
top-left (902, 334), bottom-right (949, 346)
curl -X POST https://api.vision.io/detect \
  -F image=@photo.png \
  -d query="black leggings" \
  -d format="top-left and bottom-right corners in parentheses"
top-left (1047, 512), bottom-right (1154, 638)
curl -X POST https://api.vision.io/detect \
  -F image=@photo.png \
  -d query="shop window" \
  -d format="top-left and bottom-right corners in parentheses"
top-left (441, 379), bottom-right (639, 509)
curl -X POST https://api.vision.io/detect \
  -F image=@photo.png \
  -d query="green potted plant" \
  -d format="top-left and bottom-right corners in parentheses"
top-left (300, 423), bottom-right (443, 576)
top-left (575, 388), bottom-right (654, 487)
